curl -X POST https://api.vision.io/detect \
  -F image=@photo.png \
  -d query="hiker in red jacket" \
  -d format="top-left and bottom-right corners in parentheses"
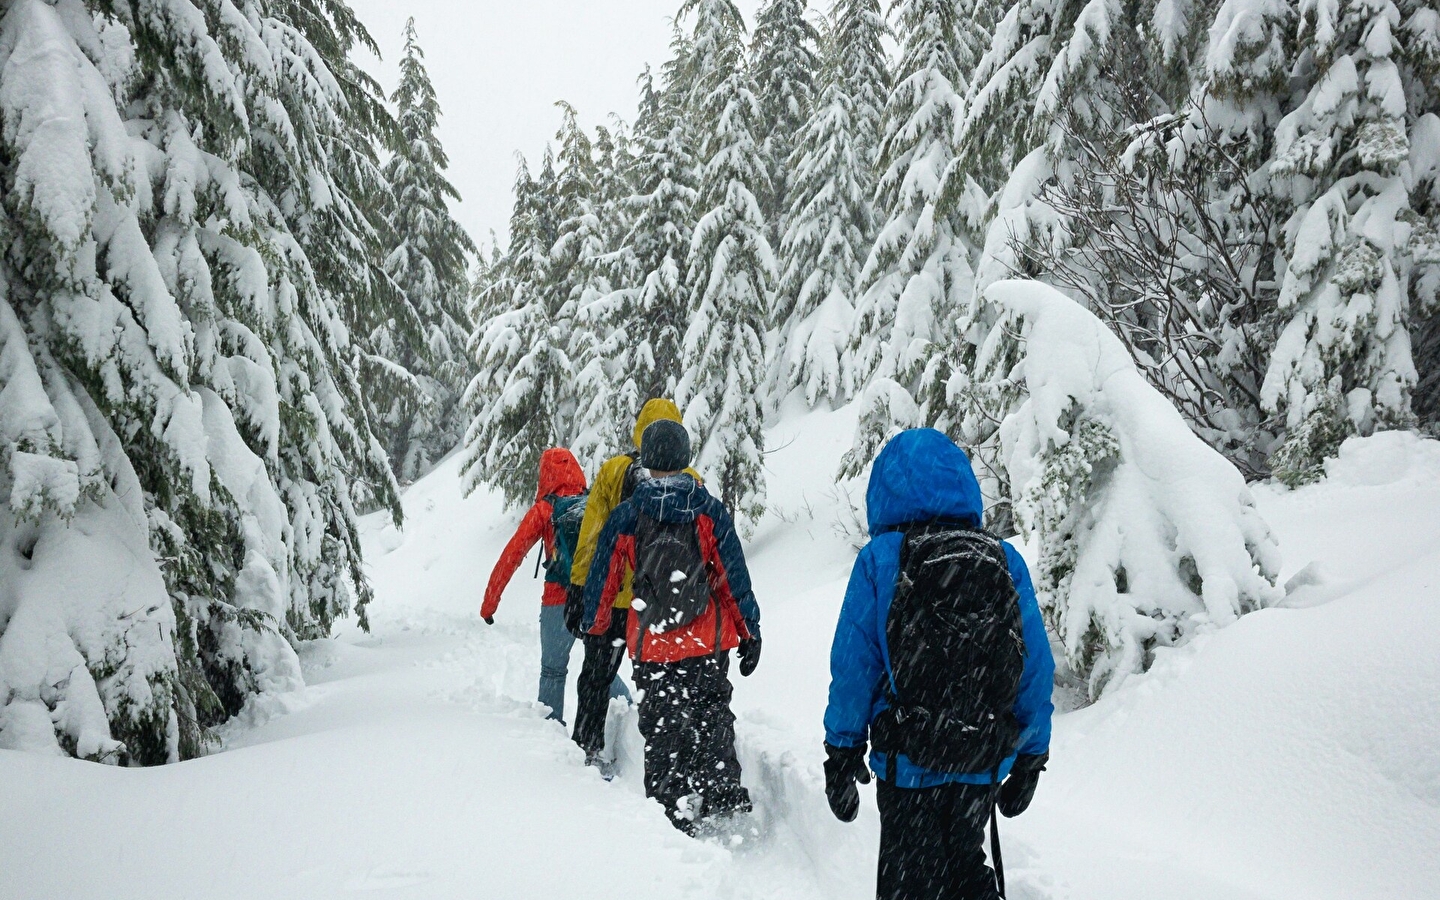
top-left (482, 448), bottom-right (627, 723)
top-left (582, 421), bottom-right (761, 833)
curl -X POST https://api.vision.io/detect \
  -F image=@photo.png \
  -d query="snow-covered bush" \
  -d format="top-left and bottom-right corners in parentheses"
top-left (978, 280), bottom-right (1283, 696)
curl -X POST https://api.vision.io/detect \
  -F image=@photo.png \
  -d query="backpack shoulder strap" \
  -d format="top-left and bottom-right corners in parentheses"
top-left (899, 517), bottom-right (978, 535)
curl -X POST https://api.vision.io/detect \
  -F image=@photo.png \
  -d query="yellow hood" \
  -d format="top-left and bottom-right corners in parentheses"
top-left (632, 398), bottom-right (684, 449)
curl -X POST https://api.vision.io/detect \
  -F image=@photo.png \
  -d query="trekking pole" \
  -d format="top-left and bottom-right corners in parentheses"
top-left (990, 800), bottom-right (1006, 898)
top-left (533, 546), bottom-right (543, 578)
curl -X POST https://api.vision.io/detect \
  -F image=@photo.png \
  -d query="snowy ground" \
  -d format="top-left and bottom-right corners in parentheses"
top-left (3, 407), bottom-right (1438, 899)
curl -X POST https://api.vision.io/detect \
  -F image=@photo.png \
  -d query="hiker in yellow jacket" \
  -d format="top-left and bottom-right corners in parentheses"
top-left (567, 398), bottom-right (700, 766)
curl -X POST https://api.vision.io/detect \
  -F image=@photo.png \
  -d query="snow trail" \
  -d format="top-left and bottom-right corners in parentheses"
top-left (3, 410), bottom-right (1438, 899)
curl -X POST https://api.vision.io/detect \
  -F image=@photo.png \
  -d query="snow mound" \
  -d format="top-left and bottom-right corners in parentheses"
top-left (1025, 521), bottom-right (1440, 899)
top-left (1258, 430), bottom-right (1440, 609)
top-left (1324, 428), bottom-right (1440, 486)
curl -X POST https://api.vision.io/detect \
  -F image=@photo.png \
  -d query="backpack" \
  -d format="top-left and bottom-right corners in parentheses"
top-left (870, 522), bottom-right (1026, 778)
top-left (619, 453), bottom-right (648, 503)
top-left (543, 492), bottom-right (589, 586)
top-left (631, 512), bottom-right (711, 635)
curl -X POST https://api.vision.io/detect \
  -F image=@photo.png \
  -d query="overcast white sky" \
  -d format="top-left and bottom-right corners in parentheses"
top-left (347, 1), bottom-right (762, 250)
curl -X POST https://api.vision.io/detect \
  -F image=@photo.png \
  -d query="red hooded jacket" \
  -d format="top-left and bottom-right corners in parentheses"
top-left (481, 448), bottom-right (587, 618)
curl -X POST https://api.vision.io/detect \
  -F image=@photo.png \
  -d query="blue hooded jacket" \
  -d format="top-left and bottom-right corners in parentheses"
top-left (823, 429), bottom-right (1055, 787)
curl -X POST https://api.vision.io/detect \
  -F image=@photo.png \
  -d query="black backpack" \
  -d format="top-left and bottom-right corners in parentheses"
top-left (619, 453), bottom-right (648, 503)
top-left (631, 512), bottom-right (712, 636)
top-left (871, 522), bottom-right (1026, 779)
top-left (543, 492), bottom-right (588, 586)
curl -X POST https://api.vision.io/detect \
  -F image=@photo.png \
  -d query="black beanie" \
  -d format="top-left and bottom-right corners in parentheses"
top-left (640, 419), bottom-right (692, 472)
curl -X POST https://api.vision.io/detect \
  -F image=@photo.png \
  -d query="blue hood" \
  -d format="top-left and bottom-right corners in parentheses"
top-left (631, 472), bottom-right (709, 523)
top-left (866, 429), bottom-right (984, 534)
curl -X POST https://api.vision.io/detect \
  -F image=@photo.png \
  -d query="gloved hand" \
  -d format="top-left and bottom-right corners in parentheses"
top-left (482, 615), bottom-right (495, 625)
top-left (823, 742), bottom-right (871, 823)
top-left (564, 584), bottom-right (586, 638)
top-left (997, 753), bottom-right (1047, 818)
top-left (738, 637), bottom-right (761, 676)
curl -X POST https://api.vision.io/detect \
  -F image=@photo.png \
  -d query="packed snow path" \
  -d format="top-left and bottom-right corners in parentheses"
top-left (3, 409), bottom-right (1439, 899)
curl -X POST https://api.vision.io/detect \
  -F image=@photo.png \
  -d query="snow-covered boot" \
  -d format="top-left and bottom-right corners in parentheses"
top-left (692, 808), bottom-right (763, 848)
top-left (584, 750), bottom-right (617, 781)
top-left (672, 792), bottom-right (705, 831)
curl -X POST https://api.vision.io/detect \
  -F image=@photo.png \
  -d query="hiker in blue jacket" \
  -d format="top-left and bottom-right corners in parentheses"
top-left (823, 428), bottom-right (1055, 900)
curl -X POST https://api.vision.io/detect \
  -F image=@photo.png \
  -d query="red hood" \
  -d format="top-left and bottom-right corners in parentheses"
top-left (537, 448), bottom-right (586, 500)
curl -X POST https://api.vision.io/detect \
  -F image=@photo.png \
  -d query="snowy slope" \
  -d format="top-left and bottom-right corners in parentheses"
top-left (1016, 436), bottom-right (1440, 900)
top-left (2, 411), bottom-right (1438, 899)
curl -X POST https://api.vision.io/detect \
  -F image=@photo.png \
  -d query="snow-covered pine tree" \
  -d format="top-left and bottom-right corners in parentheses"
top-left (751, 0), bottom-right (820, 246)
top-left (461, 154), bottom-right (574, 506)
top-left (467, 233), bottom-right (504, 330)
top-left (1250, 0), bottom-right (1440, 484)
top-left (591, 119), bottom-right (639, 290)
top-left (675, 0), bottom-right (774, 523)
top-left (1417, 302), bottom-right (1440, 432)
top-left (837, 0), bottom-right (892, 163)
top-left (571, 119), bottom-right (641, 457)
top-left (374, 19), bottom-right (477, 485)
top-left (945, 0), bottom-right (1284, 476)
top-left (0, 0), bottom-right (398, 762)
top-left (957, 0), bottom-right (1073, 202)
top-left (955, 0), bottom-right (1161, 292)
top-left (548, 103), bottom-right (620, 467)
top-left (1412, 12), bottom-right (1440, 433)
top-left (774, 0), bottom-right (890, 406)
top-left (261, 0), bottom-right (407, 518)
top-left (841, 0), bottom-right (975, 473)
top-left (600, 63), bottom-right (700, 435)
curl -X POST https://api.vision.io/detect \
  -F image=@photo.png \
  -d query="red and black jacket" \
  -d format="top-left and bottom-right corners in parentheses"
top-left (482, 448), bottom-right (587, 618)
top-left (581, 473), bottom-right (760, 663)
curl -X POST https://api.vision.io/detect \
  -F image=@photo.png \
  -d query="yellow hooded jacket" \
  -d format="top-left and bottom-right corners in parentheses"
top-left (570, 399), bottom-right (700, 610)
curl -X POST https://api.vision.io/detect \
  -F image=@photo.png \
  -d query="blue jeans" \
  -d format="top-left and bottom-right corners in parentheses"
top-left (538, 603), bottom-right (628, 723)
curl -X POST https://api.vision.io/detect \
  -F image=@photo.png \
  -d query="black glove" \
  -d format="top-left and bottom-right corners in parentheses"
top-left (482, 615), bottom-right (495, 626)
top-left (738, 637), bottom-right (761, 677)
top-left (823, 742), bottom-right (871, 823)
top-left (564, 584), bottom-right (586, 638)
top-left (997, 753), bottom-right (1047, 818)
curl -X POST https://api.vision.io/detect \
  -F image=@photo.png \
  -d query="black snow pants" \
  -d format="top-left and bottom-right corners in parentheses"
top-left (876, 779), bottom-right (1001, 900)
top-left (635, 652), bottom-right (750, 832)
top-left (572, 611), bottom-right (628, 753)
